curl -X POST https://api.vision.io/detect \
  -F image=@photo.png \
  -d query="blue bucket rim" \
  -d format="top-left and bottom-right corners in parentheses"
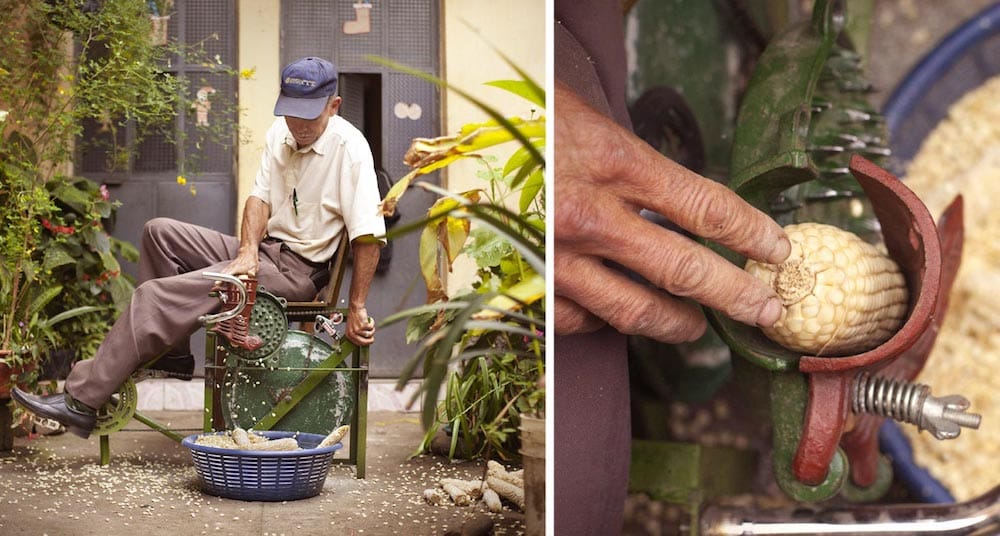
top-left (181, 430), bottom-right (343, 457)
top-left (883, 2), bottom-right (1000, 133)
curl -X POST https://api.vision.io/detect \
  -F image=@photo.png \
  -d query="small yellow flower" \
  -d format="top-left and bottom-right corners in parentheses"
top-left (189, 186), bottom-right (197, 196)
top-left (176, 175), bottom-right (187, 185)
top-left (239, 67), bottom-right (257, 80)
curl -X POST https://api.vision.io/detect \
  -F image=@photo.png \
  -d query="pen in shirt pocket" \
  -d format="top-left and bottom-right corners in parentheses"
top-left (292, 188), bottom-right (299, 215)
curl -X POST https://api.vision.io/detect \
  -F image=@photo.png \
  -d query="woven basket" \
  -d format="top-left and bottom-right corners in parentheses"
top-left (182, 431), bottom-right (342, 501)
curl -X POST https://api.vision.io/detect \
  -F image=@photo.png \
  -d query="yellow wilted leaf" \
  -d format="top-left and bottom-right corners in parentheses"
top-left (474, 273), bottom-right (545, 319)
top-left (443, 216), bottom-right (470, 265)
top-left (419, 225), bottom-right (447, 303)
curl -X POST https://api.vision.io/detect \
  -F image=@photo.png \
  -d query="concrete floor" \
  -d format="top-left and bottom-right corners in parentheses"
top-left (0, 411), bottom-right (528, 536)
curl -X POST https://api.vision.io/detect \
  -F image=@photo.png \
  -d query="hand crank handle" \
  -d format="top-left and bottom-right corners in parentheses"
top-left (701, 483), bottom-right (1000, 535)
top-left (197, 272), bottom-right (248, 325)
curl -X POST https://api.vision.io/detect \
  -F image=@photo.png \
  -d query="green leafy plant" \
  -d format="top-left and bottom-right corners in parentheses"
top-left (37, 175), bottom-right (139, 361)
top-left (0, 0), bottom-right (240, 396)
top-left (373, 56), bottom-right (545, 461)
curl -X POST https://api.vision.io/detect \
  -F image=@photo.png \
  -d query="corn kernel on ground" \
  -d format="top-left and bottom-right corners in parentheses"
top-left (900, 75), bottom-right (1000, 501)
top-left (745, 222), bottom-right (908, 356)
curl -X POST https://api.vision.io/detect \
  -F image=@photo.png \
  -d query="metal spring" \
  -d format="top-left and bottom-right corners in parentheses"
top-left (852, 372), bottom-right (928, 425)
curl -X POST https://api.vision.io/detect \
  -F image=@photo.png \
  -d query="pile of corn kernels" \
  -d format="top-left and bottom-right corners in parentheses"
top-left (901, 74), bottom-right (1000, 501)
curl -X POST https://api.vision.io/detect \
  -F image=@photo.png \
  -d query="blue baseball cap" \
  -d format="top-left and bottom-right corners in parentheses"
top-left (273, 57), bottom-right (339, 120)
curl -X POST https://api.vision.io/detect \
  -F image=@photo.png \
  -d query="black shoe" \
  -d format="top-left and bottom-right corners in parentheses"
top-left (144, 353), bottom-right (195, 380)
top-left (11, 389), bottom-right (96, 439)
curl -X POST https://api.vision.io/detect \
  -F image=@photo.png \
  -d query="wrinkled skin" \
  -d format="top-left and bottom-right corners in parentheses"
top-left (554, 81), bottom-right (791, 343)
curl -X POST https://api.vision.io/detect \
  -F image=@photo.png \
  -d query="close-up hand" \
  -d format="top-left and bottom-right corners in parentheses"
top-left (346, 306), bottom-right (375, 346)
top-left (221, 249), bottom-right (260, 279)
top-left (554, 80), bottom-right (791, 343)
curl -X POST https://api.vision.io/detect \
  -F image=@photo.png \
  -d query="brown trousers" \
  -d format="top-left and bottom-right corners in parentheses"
top-left (65, 217), bottom-right (322, 409)
top-left (555, 0), bottom-right (634, 532)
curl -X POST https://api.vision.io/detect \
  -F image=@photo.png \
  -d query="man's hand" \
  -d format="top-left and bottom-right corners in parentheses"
top-left (554, 81), bottom-right (791, 343)
top-left (346, 305), bottom-right (375, 346)
top-left (221, 248), bottom-right (260, 278)
top-left (222, 195), bottom-right (269, 279)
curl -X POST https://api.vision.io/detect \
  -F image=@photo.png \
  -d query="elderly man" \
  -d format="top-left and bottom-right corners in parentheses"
top-left (13, 57), bottom-right (385, 439)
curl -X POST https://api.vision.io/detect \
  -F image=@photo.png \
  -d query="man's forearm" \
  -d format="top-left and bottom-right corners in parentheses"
top-left (240, 196), bottom-right (270, 253)
top-left (348, 238), bottom-right (380, 311)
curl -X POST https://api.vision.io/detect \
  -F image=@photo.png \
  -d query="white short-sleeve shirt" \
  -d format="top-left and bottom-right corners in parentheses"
top-left (250, 115), bottom-right (386, 263)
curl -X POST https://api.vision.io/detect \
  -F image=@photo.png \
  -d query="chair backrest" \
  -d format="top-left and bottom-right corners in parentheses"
top-left (318, 232), bottom-right (351, 304)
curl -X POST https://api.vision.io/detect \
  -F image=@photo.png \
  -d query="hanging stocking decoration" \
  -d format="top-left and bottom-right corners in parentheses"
top-left (343, 1), bottom-right (372, 35)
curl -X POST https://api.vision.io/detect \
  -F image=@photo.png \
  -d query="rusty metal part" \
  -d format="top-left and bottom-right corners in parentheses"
top-left (788, 154), bottom-right (947, 488)
top-left (200, 272), bottom-right (264, 353)
top-left (840, 195), bottom-right (965, 490)
top-left (700, 484), bottom-right (1000, 535)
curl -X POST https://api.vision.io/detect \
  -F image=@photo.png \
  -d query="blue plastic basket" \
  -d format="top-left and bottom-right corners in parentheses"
top-left (182, 431), bottom-right (343, 501)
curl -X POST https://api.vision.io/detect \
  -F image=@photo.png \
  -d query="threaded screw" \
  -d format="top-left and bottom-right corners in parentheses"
top-left (852, 372), bottom-right (982, 440)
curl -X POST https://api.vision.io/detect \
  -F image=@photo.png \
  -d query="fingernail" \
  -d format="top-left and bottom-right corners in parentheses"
top-left (757, 297), bottom-right (783, 327)
top-left (769, 235), bottom-right (791, 264)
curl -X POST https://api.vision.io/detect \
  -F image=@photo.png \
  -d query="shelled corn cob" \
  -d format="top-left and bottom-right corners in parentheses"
top-left (421, 461), bottom-right (524, 513)
top-left (193, 428), bottom-right (302, 451)
top-left (193, 425), bottom-right (349, 452)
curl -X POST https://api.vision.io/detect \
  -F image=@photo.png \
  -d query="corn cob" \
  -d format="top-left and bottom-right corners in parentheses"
top-left (440, 478), bottom-right (484, 499)
top-left (441, 481), bottom-right (471, 506)
top-left (423, 488), bottom-right (445, 505)
top-left (744, 222), bottom-right (908, 356)
top-left (482, 486), bottom-right (503, 513)
top-left (193, 431), bottom-right (300, 451)
top-left (231, 427), bottom-right (253, 449)
top-left (486, 475), bottom-right (525, 511)
top-left (487, 460), bottom-right (524, 489)
top-left (318, 424), bottom-right (350, 448)
top-left (243, 437), bottom-right (300, 451)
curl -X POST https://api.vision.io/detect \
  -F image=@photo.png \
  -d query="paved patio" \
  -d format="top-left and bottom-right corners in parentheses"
top-left (0, 409), bottom-right (527, 535)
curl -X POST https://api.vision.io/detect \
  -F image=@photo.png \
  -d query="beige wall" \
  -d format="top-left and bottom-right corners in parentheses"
top-left (441, 0), bottom-right (546, 292)
top-left (236, 1), bottom-right (546, 293)
top-left (236, 0), bottom-right (281, 228)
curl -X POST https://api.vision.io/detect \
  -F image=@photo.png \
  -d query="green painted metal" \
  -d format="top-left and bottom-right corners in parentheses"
top-left (769, 371), bottom-right (846, 501)
top-left (329, 345), bottom-right (369, 479)
top-left (227, 289), bottom-right (288, 363)
top-left (93, 376), bottom-right (137, 435)
top-left (220, 330), bottom-right (357, 435)
top-left (132, 410), bottom-right (185, 443)
top-left (707, 0), bottom-right (888, 372)
top-left (629, 439), bottom-right (758, 507)
top-left (840, 454), bottom-right (893, 502)
top-left (628, 0), bottom-right (742, 178)
top-left (100, 435), bottom-right (110, 466)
